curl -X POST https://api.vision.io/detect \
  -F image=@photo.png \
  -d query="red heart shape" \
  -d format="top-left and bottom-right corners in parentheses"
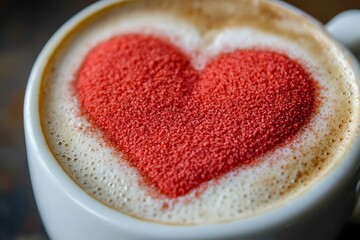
top-left (76, 34), bottom-right (316, 197)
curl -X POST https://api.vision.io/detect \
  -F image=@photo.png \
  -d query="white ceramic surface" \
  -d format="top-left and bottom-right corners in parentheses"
top-left (24, 1), bottom-right (360, 239)
top-left (326, 10), bottom-right (360, 58)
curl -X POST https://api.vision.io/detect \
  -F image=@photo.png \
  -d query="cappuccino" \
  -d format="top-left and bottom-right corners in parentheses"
top-left (40, 0), bottom-right (359, 224)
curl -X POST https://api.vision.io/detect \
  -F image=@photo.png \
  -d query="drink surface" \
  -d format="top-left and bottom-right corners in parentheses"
top-left (40, 0), bottom-right (359, 224)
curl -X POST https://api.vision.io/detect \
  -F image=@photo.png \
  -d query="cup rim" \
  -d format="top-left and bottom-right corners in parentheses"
top-left (24, 0), bottom-right (360, 239)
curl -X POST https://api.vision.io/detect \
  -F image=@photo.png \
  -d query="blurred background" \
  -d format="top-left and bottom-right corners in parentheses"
top-left (1, 0), bottom-right (360, 239)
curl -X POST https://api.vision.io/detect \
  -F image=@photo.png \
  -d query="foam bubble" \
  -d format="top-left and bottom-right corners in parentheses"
top-left (40, 0), bottom-right (359, 224)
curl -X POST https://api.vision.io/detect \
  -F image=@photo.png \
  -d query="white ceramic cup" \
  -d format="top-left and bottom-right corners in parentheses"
top-left (24, 1), bottom-right (360, 239)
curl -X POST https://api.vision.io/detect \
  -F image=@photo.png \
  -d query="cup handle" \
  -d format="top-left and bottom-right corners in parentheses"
top-left (326, 10), bottom-right (360, 222)
top-left (325, 10), bottom-right (360, 58)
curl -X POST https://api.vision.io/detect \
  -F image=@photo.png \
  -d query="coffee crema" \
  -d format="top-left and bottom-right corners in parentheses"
top-left (40, 0), bottom-right (359, 224)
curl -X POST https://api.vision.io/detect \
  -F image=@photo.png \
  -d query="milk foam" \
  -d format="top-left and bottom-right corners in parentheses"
top-left (41, 0), bottom-right (359, 224)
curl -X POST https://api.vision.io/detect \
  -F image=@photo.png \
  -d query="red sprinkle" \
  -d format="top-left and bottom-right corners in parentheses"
top-left (76, 34), bottom-right (316, 198)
